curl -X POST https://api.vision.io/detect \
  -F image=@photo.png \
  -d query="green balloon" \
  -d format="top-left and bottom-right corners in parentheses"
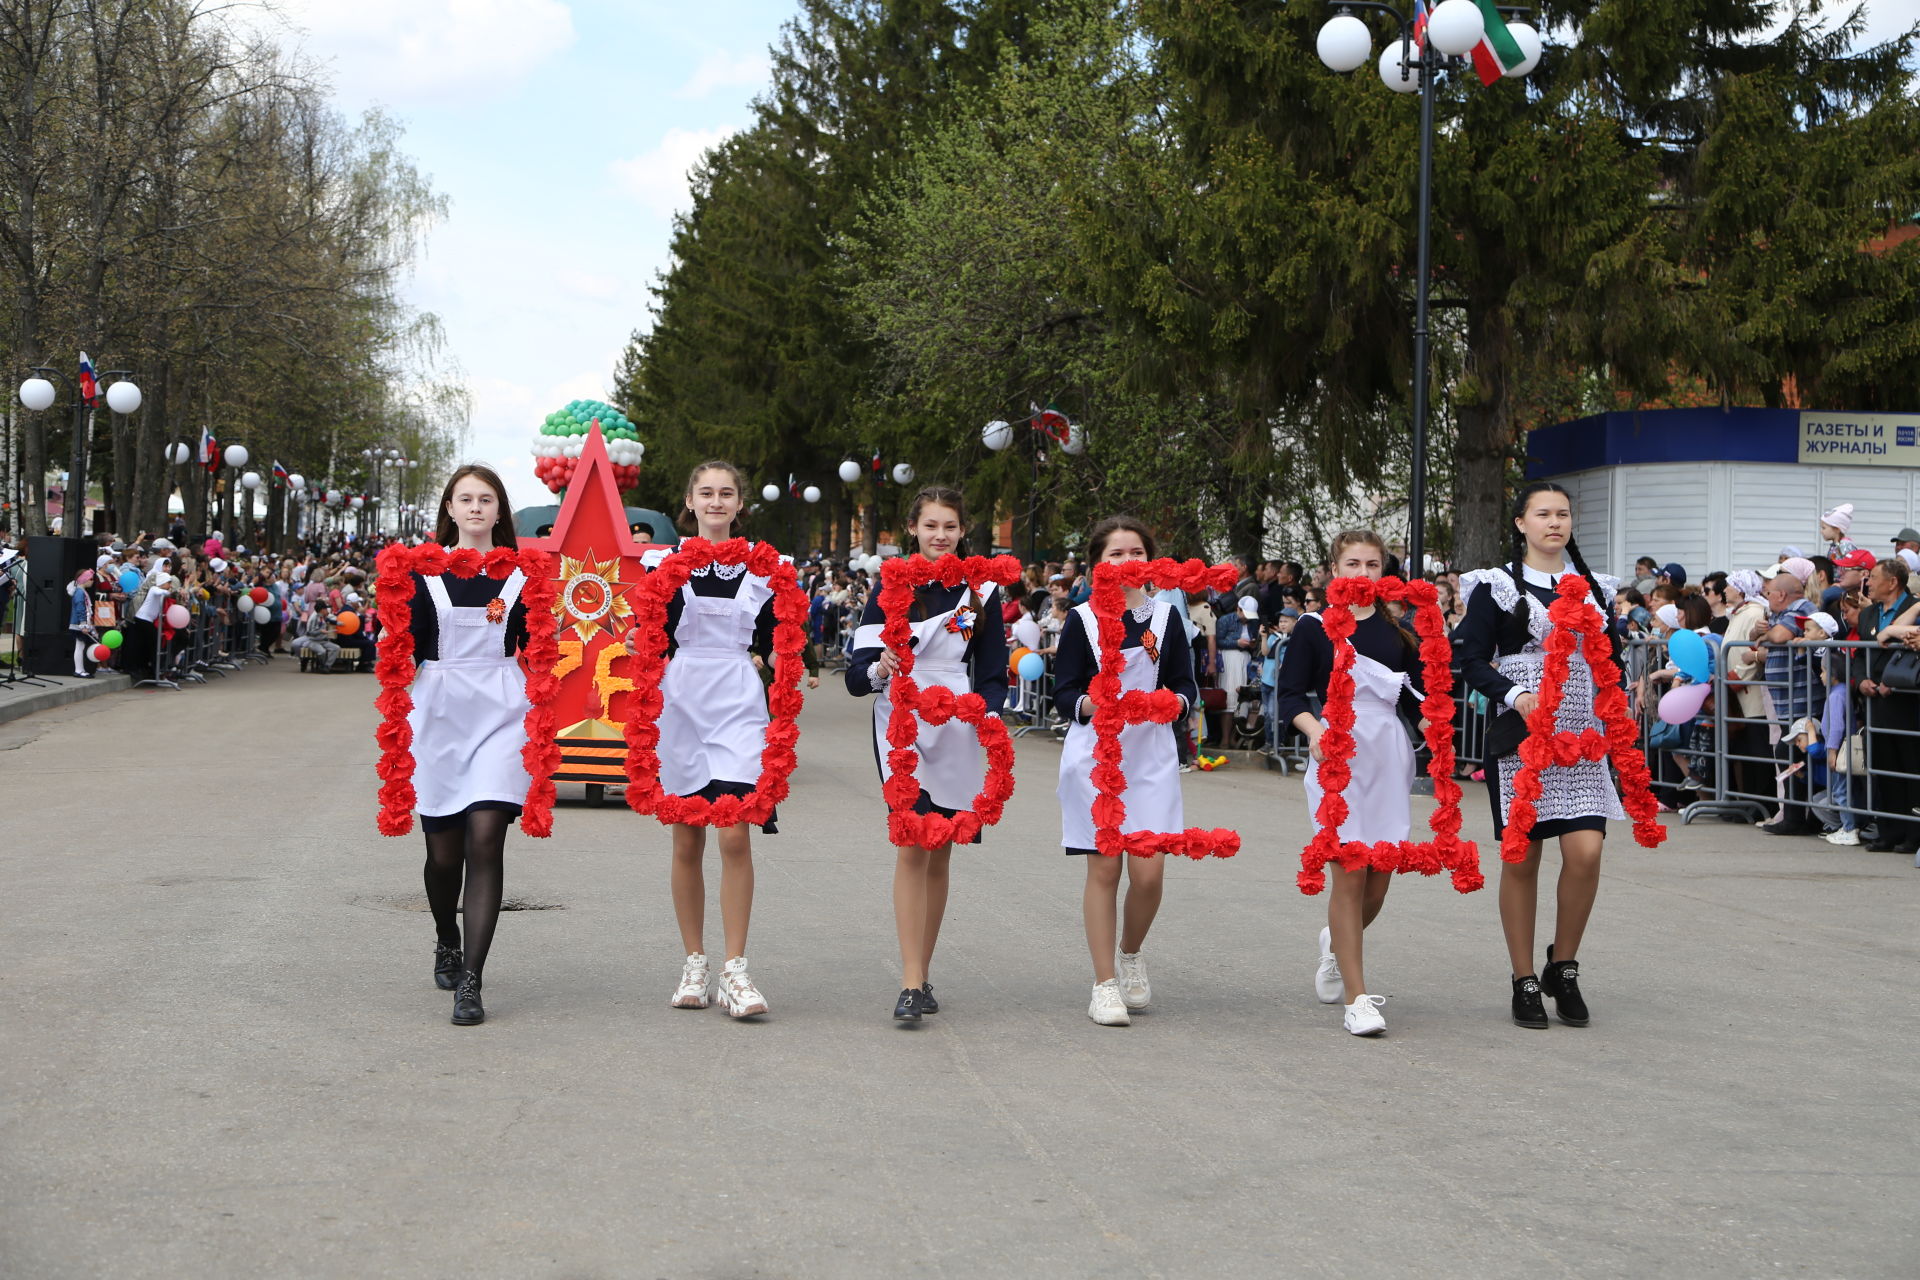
top-left (102, 629), bottom-right (123, 649)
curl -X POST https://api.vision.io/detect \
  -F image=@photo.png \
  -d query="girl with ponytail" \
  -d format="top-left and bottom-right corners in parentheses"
top-left (1456, 482), bottom-right (1625, 1031)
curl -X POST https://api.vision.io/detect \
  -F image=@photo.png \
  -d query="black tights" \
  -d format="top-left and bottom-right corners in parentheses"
top-left (422, 808), bottom-right (509, 979)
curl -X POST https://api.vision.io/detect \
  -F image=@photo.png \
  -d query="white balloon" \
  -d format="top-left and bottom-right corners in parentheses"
top-left (18, 377), bottom-right (55, 411)
top-left (762, 484), bottom-right (781, 502)
top-left (223, 444), bottom-right (249, 468)
top-left (838, 459), bottom-right (862, 483)
top-left (1316, 13), bottom-right (1372, 73)
top-left (105, 380), bottom-right (142, 415)
top-left (287, 473), bottom-right (304, 490)
top-left (1504, 22), bottom-right (1542, 77)
top-left (1425, 0), bottom-right (1486, 57)
top-left (982, 420), bottom-right (1014, 452)
top-left (802, 485), bottom-right (822, 504)
top-left (891, 463), bottom-right (914, 485)
top-left (1379, 42), bottom-right (1421, 93)
top-left (252, 606), bottom-right (270, 624)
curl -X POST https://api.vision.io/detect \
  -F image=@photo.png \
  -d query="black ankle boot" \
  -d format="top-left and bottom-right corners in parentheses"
top-left (1511, 975), bottom-right (1548, 1029)
top-left (452, 971), bottom-right (484, 1026)
top-left (434, 943), bottom-right (463, 990)
top-left (1540, 945), bottom-right (1589, 1026)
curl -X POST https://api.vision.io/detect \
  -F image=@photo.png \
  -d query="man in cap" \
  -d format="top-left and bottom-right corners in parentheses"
top-left (1891, 527), bottom-right (1920, 557)
top-left (1831, 548), bottom-right (1875, 610)
top-left (1657, 562), bottom-right (1687, 590)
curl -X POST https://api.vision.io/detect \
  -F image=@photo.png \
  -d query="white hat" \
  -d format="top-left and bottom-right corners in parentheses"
top-left (1805, 611), bottom-right (1840, 638)
top-left (1902, 549), bottom-right (1920, 573)
top-left (1655, 604), bottom-right (1682, 630)
top-left (150, 537), bottom-right (174, 551)
top-left (1821, 503), bottom-right (1854, 535)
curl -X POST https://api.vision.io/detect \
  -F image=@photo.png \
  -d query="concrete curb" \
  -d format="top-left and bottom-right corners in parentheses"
top-left (0, 670), bottom-right (133, 725)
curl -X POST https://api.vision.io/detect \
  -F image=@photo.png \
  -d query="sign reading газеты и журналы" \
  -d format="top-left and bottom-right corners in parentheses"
top-left (1798, 412), bottom-right (1920, 465)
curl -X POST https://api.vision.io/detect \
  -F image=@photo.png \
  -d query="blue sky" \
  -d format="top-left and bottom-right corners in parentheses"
top-left (253, 0), bottom-right (797, 512)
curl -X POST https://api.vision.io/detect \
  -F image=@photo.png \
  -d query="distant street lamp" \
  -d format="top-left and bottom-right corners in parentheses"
top-left (17, 358), bottom-right (140, 535)
top-left (1317, 0), bottom-right (1539, 575)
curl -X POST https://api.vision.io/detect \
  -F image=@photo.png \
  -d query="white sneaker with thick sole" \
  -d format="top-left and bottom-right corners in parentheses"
top-left (1088, 979), bottom-right (1131, 1026)
top-left (671, 953), bottom-right (711, 1009)
top-left (1824, 828), bottom-right (1860, 846)
top-left (1343, 993), bottom-right (1386, 1036)
top-left (1117, 951), bottom-right (1151, 1009)
top-left (716, 956), bottom-right (769, 1018)
top-left (1315, 926), bottom-right (1343, 1004)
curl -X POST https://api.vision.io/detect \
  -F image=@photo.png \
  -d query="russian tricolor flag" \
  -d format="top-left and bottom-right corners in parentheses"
top-left (199, 426), bottom-right (220, 474)
top-left (78, 353), bottom-right (98, 406)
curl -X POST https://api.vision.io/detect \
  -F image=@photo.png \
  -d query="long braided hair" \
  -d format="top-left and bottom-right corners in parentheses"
top-left (1504, 481), bottom-right (1619, 660)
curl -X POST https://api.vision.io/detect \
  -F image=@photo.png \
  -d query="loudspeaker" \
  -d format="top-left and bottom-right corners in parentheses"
top-left (23, 536), bottom-right (96, 675)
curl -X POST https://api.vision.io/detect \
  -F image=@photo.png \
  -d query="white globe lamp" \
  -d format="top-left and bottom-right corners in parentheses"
top-left (18, 377), bottom-right (55, 412)
top-left (802, 485), bottom-right (821, 504)
top-left (891, 463), bottom-right (914, 485)
top-left (982, 420), bottom-right (1014, 452)
top-left (838, 459), bottom-right (861, 483)
top-left (1425, 0), bottom-right (1486, 57)
top-left (223, 444), bottom-right (248, 468)
top-left (1316, 14), bottom-right (1373, 73)
top-left (105, 380), bottom-right (142, 415)
top-left (761, 483), bottom-right (781, 503)
top-left (1504, 23), bottom-right (1542, 77)
top-left (1380, 43), bottom-right (1420, 93)
top-left (241, 471), bottom-right (261, 490)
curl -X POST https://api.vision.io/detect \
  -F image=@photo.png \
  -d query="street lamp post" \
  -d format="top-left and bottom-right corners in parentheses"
top-left (982, 409), bottom-right (1085, 562)
top-left (18, 362), bottom-right (140, 536)
top-left (1316, 0), bottom-right (1540, 576)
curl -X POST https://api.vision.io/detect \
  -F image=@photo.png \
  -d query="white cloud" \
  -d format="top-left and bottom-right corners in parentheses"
top-left (260, 0), bottom-right (577, 109)
top-left (678, 48), bottom-right (770, 99)
top-left (608, 126), bottom-right (736, 217)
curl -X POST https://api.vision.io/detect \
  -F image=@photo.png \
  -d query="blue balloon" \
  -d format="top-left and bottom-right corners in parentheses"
top-left (1016, 651), bottom-right (1045, 682)
top-left (1668, 628), bottom-right (1711, 684)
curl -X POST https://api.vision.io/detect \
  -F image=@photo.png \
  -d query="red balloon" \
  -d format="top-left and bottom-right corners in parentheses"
top-left (90, 643), bottom-right (111, 662)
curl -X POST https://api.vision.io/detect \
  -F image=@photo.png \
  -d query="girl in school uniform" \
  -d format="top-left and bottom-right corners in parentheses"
top-left (846, 486), bottom-right (1009, 1022)
top-left (628, 460), bottom-right (779, 1019)
top-left (407, 464), bottom-right (532, 1027)
top-left (1053, 516), bottom-right (1197, 1027)
top-left (1455, 481), bottom-right (1625, 1030)
top-left (1273, 529), bottom-right (1426, 1038)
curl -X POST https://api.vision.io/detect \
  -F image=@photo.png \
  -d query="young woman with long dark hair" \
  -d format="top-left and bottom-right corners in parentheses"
top-left (1275, 529), bottom-right (1426, 1036)
top-left (1052, 515), bottom-right (1197, 1026)
top-left (845, 486), bottom-right (1008, 1022)
top-left (1456, 482), bottom-right (1624, 1030)
top-left (628, 460), bottom-right (779, 1018)
top-left (409, 464), bottom-right (530, 1026)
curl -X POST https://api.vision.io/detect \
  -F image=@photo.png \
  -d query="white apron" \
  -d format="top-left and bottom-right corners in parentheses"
top-left (408, 571), bottom-right (532, 818)
top-left (1058, 601), bottom-right (1182, 850)
top-left (1302, 649), bottom-right (1414, 845)
top-left (872, 591), bottom-right (987, 812)
top-left (657, 566), bottom-right (772, 795)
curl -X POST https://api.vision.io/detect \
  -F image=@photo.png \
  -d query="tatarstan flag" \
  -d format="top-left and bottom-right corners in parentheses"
top-left (1469, 0), bottom-right (1526, 85)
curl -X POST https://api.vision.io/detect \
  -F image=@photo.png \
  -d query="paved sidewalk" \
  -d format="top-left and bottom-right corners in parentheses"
top-left (1, 664), bottom-right (1913, 1278)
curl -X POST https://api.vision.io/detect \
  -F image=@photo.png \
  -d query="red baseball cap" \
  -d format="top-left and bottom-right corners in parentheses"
top-left (1834, 548), bottom-right (1877, 570)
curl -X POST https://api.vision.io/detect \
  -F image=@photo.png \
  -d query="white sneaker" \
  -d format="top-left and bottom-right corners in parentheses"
top-left (1117, 951), bottom-right (1151, 1009)
top-left (716, 956), bottom-right (769, 1018)
top-left (1314, 926), bottom-right (1343, 1004)
top-left (1344, 993), bottom-right (1386, 1036)
top-left (1088, 979), bottom-right (1131, 1026)
top-left (670, 953), bottom-right (711, 1009)
top-left (1823, 828), bottom-right (1860, 846)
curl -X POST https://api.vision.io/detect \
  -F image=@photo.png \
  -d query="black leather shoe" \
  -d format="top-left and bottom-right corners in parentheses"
top-left (893, 988), bottom-right (923, 1022)
top-left (452, 971), bottom-right (484, 1026)
top-left (1866, 839), bottom-right (1899, 852)
top-left (1512, 975), bottom-right (1548, 1029)
top-left (1759, 820), bottom-right (1815, 837)
top-left (1540, 945), bottom-right (1590, 1026)
top-left (434, 943), bottom-right (463, 990)
top-left (920, 982), bottom-right (939, 1014)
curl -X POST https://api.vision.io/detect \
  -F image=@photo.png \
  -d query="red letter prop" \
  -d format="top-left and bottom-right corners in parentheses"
top-left (1296, 575), bottom-right (1481, 895)
top-left (373, 544), bottom-right (563, 837)
top-left (877, 553), bottom-right (1023, 850)
top-left (1087, 558), bottom-right (1242, 859)
top-left (619, 537), bottom-right (809, 828)
top-left (1500, 575), bottom-right (1666, 861)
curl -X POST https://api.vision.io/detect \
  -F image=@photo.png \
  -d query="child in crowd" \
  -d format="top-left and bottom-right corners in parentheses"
top-left (1805, 611), bottom-right (1859, 846)
top-left (1820, 504), bottom-right (1858, 559)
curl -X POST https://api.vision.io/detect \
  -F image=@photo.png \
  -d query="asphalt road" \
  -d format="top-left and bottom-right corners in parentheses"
top-left (2, 662), bottom-right (1914, 1279)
